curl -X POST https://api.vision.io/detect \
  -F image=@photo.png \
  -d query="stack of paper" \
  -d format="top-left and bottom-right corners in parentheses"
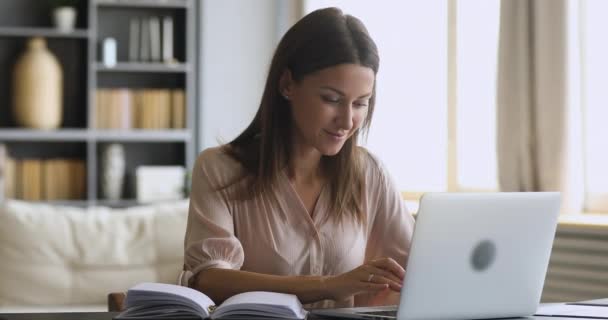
top-left (536, 303), bottom-right (608, 318)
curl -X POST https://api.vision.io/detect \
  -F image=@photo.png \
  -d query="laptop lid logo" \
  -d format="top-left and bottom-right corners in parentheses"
top-left (471, 240), bottom-right (496, 271)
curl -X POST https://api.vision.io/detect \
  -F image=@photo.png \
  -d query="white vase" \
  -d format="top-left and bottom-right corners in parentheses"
top-left (53, 7), bottom-right (77, 33)
top-left (102, 144), bottom-right (126, 200)
top-left (12, 37), bottom-right (63, 129)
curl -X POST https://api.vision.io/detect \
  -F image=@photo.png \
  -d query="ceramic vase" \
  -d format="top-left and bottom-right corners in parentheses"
top-left (53, 7), bottom-right (77, 33)
top-left (13, 37), bottom-right (63, 129)
top-left (101, 143), bottom-right (126, 200)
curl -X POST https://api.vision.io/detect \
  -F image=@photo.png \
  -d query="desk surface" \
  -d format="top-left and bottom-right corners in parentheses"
top-left (0, 312), bottom-right (599, 320)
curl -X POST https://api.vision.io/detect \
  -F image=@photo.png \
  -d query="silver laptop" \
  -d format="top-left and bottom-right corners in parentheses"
top-left (312, 192), bottom-right (561, 320)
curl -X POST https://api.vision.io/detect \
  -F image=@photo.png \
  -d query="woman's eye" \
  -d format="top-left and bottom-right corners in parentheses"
top-left (322, 96), bottom-right (340, 103)
top-left (354, 101), bottom-right (369, 108)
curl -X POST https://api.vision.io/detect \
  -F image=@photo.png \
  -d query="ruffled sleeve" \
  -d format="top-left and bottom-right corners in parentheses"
top-left (181, 147), bottom-right (245, 287)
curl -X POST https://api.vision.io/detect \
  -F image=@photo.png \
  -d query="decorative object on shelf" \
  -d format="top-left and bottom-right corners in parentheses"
top-left (12, 37), bottom-right (63, 129)
top-left (136, 165), bottom-right (185, 203)
top-left (51, 0), bottom-right (78, 32)
top-left (102, 37), bottom-right (117, 67)
top-left (101, 143), bottom-right (126, 200)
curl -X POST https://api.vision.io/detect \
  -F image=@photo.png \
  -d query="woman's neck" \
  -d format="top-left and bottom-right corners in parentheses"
top-left (287, 145), bottom-right (323, 185)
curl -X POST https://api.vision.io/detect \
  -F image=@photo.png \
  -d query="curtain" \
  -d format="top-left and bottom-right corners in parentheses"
top-left (496, 0), bottom-right (584, 213)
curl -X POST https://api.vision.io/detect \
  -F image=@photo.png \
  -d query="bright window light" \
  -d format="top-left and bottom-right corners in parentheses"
top-left (456, 0), bottom-right (499, 190)
top-left (304, 0), bottom-right (448, 192)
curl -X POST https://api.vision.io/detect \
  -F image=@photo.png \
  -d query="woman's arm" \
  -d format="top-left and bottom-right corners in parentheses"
top-left (194, 258), bottom-right (404, 305)
top-left (194, 268), bottom-right (328, 304)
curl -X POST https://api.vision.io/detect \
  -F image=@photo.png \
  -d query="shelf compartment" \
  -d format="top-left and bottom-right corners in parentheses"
top-left (96, 6), bottom-right (187, 64)
top-left (95, 0), bottom-right (190, 9)
top-left (0, 0), bottom-right (89, 29)
top-left (2, 141), bottom-right (87, 201)
top-left (94, 129), bottom-right (190, 142)
top-left (96, 141), bottom-right (185, 200)
top-left (95, 62), bottom-right (190, 73)
top-left (0, 27), bottom-right (89, 39)
top-left (0, 38), bottom-right (89, 128)
top-left (0, 129), bottom-right (89, 141)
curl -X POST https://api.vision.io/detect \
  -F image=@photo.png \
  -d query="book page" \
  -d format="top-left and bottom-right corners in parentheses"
top-left (213, 291), bottom-right (306, 319)
top-left (127, 282), bottom-right (214, 318)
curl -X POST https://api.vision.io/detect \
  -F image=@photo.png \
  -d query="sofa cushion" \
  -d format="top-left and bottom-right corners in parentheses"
top-left (0, 200), bottom-right (188, 307)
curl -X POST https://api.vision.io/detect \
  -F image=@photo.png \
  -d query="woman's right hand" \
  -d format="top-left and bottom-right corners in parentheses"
top-left (323, 257), bottom-right (405, 301)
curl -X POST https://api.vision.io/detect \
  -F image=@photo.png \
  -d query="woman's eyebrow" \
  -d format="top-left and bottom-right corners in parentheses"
top-left (320, 86), bottom-right (372, 99)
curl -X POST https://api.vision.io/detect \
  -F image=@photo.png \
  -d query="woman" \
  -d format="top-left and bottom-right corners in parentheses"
top-left (181, 7), bottom-right (414, 308)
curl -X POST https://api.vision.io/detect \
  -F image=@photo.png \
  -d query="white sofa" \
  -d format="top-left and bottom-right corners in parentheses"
top-left (0, 199), bottom-right (188, 313)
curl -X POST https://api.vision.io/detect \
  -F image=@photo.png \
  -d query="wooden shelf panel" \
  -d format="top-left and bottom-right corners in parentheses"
top-left (0, 129), bottom-right (89, 141)
top-left (95, 0), bottom-right (190, 9)
top-left (0, 27), bottom-right (89, 39)
top-left (95, 62), bottom-right (190, 73)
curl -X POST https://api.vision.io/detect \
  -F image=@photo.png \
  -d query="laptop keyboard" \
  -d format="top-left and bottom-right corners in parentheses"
top-left (359, 309), bottom-right (397, 319)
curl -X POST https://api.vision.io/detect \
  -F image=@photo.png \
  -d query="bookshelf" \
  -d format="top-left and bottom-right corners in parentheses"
top-left (0, 0), bottom-right (196, 207)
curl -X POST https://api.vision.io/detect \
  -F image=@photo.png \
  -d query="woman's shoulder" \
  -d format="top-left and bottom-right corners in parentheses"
top-left (356, 146), bottom-right (391, 187)
top-left (195, 145), bottom-right (243, 177)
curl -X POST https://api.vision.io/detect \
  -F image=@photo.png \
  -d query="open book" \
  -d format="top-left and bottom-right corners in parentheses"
top-left (113, 282), bottom-right (307, 320)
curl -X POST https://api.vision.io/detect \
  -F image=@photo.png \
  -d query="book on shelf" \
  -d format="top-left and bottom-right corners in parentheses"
top-left (5, 157), bottom-right (18, 199)
top-left (140, 17), bottom-right (150, 61)
top-left (171, 89), bottom-right (185, 129)
top-left (96, 89), bottom-right (134, 129)
top-left (2, 156), bottom-right (85, 201)
top-left (162, 16), bottom-right (174, 63)
top-left (129, 17), bottom-right (140, 62)
top-left (149, 16), bottom-right (161, 62)
top-left (21, 159), bottom-right (42, 201)
top-left (114, 282), bottom-right (307, 320)
top-left (96, 88), bottom-right (185, 130)
top-left (0, 144), bottom-right (5, 201)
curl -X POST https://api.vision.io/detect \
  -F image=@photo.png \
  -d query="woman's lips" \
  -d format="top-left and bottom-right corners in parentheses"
top-left (325, 130), bottom-right (346, 139)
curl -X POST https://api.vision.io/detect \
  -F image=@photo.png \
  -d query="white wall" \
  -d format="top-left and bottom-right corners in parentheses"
top-left (197, 0), bottom-right (281, 151)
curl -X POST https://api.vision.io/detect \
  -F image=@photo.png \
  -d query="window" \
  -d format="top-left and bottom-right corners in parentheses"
top-left (304, 0), bottom-right (500, 196)
top-left (581, 0), bottom-right (608, 212)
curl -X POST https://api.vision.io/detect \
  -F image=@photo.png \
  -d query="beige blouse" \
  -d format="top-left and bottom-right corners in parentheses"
top-left (181, 146), bottom-right (415, 308)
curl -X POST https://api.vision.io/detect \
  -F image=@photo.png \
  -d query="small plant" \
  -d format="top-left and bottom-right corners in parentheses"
top-left (50, 0), bottom-right (79, 9)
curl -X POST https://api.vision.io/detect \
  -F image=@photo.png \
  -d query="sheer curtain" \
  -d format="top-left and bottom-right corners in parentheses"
top-left (496, 0), bottom-right (584, 214)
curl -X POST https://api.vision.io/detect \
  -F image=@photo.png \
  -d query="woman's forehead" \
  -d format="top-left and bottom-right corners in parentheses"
top-left (303, 64), bottom-right (375, 94)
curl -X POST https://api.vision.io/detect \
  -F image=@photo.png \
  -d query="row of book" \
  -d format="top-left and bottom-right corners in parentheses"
top-left (1, 155), bottom-right (86, 201)
top-left (96, 89), bottom-right (185, 130)
top-left (130, 16), bottom-right (175, 63)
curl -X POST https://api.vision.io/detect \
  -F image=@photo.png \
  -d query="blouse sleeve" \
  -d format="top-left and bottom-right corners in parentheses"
top-left (180, 148), bottom-right (245, 287)
top-left (364, 153), bottom-right (415, 269)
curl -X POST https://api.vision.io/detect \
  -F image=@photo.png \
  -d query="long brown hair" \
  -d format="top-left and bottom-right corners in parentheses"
top-left (224, 7), bottom-right (379, 224)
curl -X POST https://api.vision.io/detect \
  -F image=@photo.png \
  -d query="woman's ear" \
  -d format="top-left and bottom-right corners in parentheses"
top-left (279, 69), bottom-right (294, 100)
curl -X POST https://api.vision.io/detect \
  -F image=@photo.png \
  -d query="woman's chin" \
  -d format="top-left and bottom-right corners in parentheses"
top-left (318, 144), bottom-right (345, 156)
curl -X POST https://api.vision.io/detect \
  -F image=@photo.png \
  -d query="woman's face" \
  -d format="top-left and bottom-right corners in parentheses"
top-left (283, 63), bottom-right (375, 156)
